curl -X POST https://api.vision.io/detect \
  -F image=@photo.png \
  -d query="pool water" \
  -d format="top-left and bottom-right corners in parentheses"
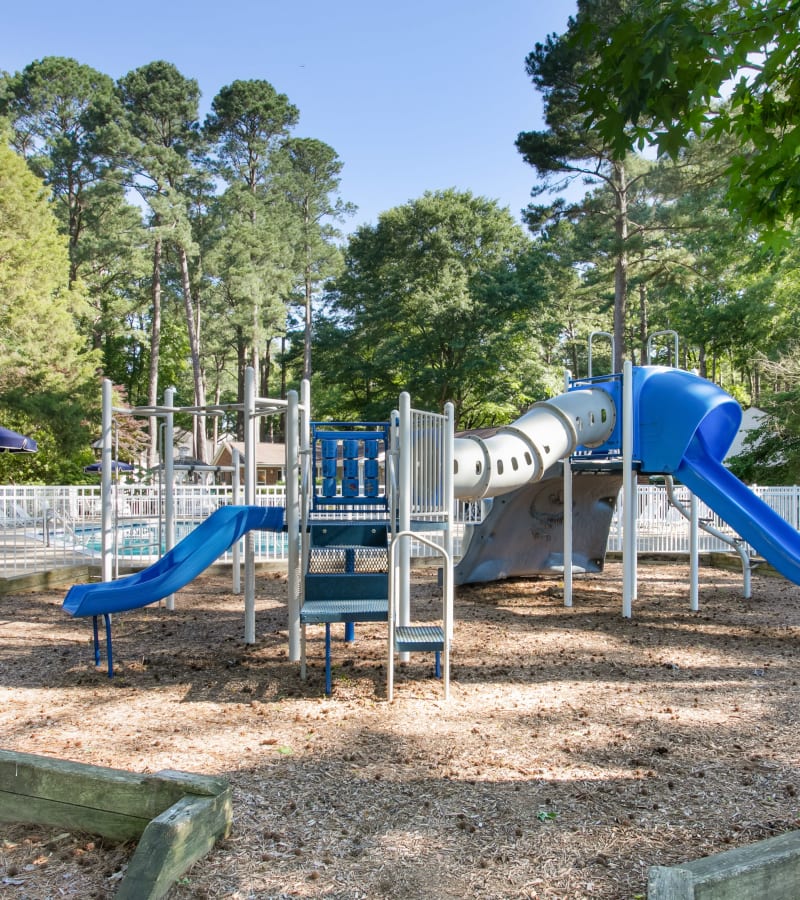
top-left (75, 521), bottom-right (288, 560)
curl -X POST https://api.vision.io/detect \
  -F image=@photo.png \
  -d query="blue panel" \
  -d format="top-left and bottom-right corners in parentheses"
top-left (322, 457), bottom-right (337, 478)
top-left (343, 439), bottom-right (360, 459)
top-left (634, 366), bottom-right (740, 473)
top-left (321, 439), bottom-right (338, 458)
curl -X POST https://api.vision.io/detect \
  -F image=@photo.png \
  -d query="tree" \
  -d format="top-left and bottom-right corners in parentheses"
top-left (118, 61), bottom-right (207, 462)
top-left (570, 0), bottom-right (800, 236)
top-left (0, 57), bottom-right (122, 283)
top-left (204, 79), bottom-right (299, 428)
top-left (280, 137), bottom-right (353, 381)
top-left (313, 190), bottom-right (548, 426)
top-left (517, 0), bottom-right (648, 369)
top-left (0, 57), bottom-right (149, 388)
top-left (0, 132), bottom-right (100, 481)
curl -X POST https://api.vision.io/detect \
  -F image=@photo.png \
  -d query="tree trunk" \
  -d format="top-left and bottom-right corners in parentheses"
top-left (148, 235), bottom-right (162, 471)
top-left (281, 335), bottom-right (288, 399)
top-left (236, 328), bottom-right (246, 441)
top-left (178, 245), bottom-right (207, 463)
top-left (638, 283), bottom-right (648, 364)
top-left (612, 160), bottom-right (629, 371)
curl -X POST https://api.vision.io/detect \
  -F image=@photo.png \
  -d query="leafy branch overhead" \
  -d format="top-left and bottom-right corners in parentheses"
top-left (568, 0), bottom-right (800, 233)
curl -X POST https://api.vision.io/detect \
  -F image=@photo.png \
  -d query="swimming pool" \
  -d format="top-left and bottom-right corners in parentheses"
top-left (74, 520), bottom-right (289, 561)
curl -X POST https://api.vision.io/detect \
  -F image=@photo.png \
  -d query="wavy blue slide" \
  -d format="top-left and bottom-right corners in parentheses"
top-left (63, 505), bottom-right (284, 618)
top-left (635, 366), bottom-right (800, 585)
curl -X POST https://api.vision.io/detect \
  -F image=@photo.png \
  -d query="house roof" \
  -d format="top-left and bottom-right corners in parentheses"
top-left (724, 407), bottom-right (767, 461)
top-left (213, 441), bottom-right (286, 467)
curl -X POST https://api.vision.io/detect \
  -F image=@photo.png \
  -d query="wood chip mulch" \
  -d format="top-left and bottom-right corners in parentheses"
top-left (1, 559), bottom-right (799, 898)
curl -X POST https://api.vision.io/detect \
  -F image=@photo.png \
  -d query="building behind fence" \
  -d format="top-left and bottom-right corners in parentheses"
top-left (1, 483), bottom-right (797, 577)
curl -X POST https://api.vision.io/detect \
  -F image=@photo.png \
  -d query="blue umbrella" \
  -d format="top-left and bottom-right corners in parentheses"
top-left (0, 426), bottom-right (37, 452)
top-left (84, 460), bottom-right (134, 473)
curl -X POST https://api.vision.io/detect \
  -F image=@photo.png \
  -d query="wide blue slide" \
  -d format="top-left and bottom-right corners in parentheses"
top-left (63, 505), bottom-right (284, 618)
top-left (635, 366), bottom-right (800, 585)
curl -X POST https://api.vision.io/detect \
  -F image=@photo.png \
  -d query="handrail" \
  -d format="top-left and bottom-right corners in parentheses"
top-left (588, 330), bottom-right (615, 378)
top-left (387, 530), bottom-right (452, 701)
top-left (646, 330), bottom-right (679, 366)
top-left (664, 476), bottom-right (752, 599)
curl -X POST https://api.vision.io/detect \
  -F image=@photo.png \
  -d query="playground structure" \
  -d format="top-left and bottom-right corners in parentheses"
top-left (63, 351), bottom-right (800, 696)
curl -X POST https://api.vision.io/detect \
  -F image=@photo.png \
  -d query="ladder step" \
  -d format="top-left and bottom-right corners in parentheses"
top-left (300, 598), bottom-right (388, 624)
top-left (394, 625), bottom-right (445, 652)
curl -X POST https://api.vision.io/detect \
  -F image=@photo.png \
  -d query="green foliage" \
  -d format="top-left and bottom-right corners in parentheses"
top-left (204, 79), bottom-right (298, 188)
top-left (279, 136), bottom-right (353, 379)
top-left (728, 349), bottom-right (800, 485)
top-left (569, 0), bottom-right (800, 236)
top-left (312, 190), bottom-right (551, 426)
top-left (0, 133), bottom-right (100, 481)
top-left (204, 78), bottom-right (302, 385)
top-left (727, 400), bottom-right (800, 486)
top-left (0, 57), bottom-right (150, 398)
top-left (517, 1), bottom-right (648, 368)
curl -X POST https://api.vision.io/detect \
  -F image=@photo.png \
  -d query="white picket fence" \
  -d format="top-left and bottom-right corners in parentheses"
top-left (1, 482), bottom-right (797, 576)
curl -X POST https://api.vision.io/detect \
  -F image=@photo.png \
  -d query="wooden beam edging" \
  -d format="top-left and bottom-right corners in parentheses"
top-left (0, 749), bottom-right (232, 900)
top-left (648, 829), bottom-right (800, 899)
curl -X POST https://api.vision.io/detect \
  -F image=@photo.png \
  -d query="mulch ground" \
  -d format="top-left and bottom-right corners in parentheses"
top-left (1, 558), bottom-right (799, 899)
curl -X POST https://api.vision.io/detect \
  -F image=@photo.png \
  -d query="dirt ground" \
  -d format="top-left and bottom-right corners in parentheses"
top-left (1, 558), bottom-right (799, 899)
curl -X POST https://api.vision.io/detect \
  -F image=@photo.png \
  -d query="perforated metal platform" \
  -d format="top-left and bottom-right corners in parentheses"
top-left (299, 598), bottom-right (388, 624)
top-left (308, 546), bottom-right (388, 574)
top-left (394, 624), bottom-right (445, 652)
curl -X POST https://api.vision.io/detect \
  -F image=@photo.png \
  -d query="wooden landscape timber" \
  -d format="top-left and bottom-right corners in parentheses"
top-left (0, 749), bottom-right (231, 899)
top-left (648, 829), bottom-right (800, 899)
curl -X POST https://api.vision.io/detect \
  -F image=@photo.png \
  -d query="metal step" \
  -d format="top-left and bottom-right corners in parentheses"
top-left (394, 624), bottom-right (445, 653)
top-left (300, 598), bottom-right (388, 624)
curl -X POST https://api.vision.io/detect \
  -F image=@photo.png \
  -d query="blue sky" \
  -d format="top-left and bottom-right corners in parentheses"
top-left (4, 0), bottom-right (578, 233)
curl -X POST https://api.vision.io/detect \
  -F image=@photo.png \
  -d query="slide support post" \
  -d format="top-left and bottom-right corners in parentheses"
top-left (398, 392), bottom-right (411, 662)
top-left (563, 369), bottom-right (573, 607)
top-left (286, 389), bottom-right (301, 662)
top-left (622, 361), bottom-right (636, 617)
top-left (101, 379), bottom-right (113, 584)
top-left (164, 387), bottom-right (176, 611)
top-left (689, 492), bottom-right (699, 611)
top-left (231, 447), bottom-right (241, 595)
top-left (244, 367), bottom-right (256, 644)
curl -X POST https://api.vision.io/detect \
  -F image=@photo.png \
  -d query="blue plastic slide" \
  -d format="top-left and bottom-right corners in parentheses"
top-left (676, 447), bottom-right (800, 583)
top-left (63, 505), bottom-right (284, 618)
top-left (635, 366), bottom-right (800, 585)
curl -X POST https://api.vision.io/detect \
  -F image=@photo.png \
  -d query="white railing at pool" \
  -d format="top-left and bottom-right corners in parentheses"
top-left (1, 482), bottom-right (799, 576)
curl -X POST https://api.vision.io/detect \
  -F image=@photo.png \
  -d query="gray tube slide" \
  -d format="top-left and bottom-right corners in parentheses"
top-left (453, 388), bottom-right (616, 500)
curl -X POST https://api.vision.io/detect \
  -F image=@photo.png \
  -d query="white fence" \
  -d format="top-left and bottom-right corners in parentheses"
top-left (1, 482), bottom-right (798, 576)
top-left (606, 484), bottom-right (800, 556)
top-left (0, 484), bottom-right (286, 577)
